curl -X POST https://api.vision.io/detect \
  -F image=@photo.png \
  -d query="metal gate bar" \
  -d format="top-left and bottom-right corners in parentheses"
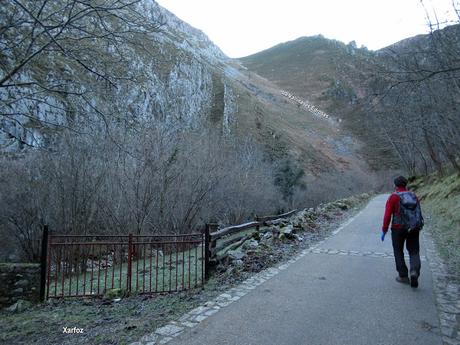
top-left (45, 233), bottom-right (205, 299)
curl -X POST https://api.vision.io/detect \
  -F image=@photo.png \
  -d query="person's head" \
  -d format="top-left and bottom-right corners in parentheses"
top-left (394, 176), bottom-right (408, 188)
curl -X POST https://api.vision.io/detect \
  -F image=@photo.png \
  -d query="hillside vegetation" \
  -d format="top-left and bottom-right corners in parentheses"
top-left (0, 1), bottom-right (376, 262)
top-left (411, 173), bottom-right (460, 276)
top-left (240, 25), bottom-right (460, 174)
top-left (1, 1), bottom-right (458, 266)
top-left (239, 36), bottom-right (393, 168)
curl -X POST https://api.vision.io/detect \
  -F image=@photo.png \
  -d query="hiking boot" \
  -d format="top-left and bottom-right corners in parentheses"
top-left (396, 276), bottom-right (410, 284)
top-left (410, 273), bottom-right (419, 288)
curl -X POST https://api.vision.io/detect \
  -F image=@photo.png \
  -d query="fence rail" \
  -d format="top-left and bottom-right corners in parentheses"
top-left (255, 210), bottom-right (297, 223)
top-left (210, 221), bottom-right (260, 241)
top-left (203, 209), bottom-right (297, 270)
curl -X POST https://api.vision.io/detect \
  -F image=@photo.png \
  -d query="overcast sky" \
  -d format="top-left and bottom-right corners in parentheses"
top-left (156, 0), bottom-right (457, 58)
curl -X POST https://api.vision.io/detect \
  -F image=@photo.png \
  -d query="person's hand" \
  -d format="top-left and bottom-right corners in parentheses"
top-left (381, 232), bottom-right (386, 242)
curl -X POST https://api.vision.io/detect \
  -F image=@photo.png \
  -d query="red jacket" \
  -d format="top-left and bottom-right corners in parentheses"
top-left (382, 187), bottom-right (418, 233)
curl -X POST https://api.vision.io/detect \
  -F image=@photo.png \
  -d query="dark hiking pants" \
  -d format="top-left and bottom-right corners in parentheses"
top-left (391, 228), bottom-right (421, 278)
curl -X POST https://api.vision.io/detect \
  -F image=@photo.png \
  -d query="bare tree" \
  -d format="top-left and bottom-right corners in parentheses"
top-left (0, 0), bottom-right (164, 146)
top-left (368, 1), bottom-right (460, 177)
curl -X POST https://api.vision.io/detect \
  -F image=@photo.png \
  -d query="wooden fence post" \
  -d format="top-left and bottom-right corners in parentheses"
top-left (208, 223), bottom-right (218, 260)
top-left (127, 233), bottom-right (133, 294)
top-left (39, 225), bottom-right (49, 302)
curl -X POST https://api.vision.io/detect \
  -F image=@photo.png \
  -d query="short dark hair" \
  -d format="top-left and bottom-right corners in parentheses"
top-left (394, 176), bottom-right (408, 188)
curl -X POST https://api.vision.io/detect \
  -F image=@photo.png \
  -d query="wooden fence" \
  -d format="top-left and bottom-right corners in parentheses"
top-left (202, 210), bottom-right (297, 277)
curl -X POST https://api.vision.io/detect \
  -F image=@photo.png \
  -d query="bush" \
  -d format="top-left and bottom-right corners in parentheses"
top-left (0, 125), bottom-right (282, 261)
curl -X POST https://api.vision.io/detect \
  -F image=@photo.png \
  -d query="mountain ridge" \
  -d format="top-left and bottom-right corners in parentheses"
top-left (238, 25), bottom-right (458, 170)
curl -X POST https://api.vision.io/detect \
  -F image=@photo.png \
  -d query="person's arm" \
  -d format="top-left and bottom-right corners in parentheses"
top-left (382, 194), bottom-right (396, 233)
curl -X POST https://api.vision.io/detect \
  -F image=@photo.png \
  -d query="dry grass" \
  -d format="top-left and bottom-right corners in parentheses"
top-left (239, 35), bottom-right (398, 170)
top-left (411, 173), bottom-right (460, 276)
top-left (228, 61), bottom-right (371, 178)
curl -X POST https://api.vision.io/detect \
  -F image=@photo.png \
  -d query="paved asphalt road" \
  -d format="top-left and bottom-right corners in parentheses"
top-left (170, 195), bottom-right (442, 345)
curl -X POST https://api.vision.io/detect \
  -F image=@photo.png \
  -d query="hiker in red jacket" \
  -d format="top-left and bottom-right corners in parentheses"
top-left (381, 176), bottom-right (424, 288)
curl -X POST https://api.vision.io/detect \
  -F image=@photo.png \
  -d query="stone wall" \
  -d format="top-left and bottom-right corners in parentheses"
top-left (0, 263), bottom-right (40, 308)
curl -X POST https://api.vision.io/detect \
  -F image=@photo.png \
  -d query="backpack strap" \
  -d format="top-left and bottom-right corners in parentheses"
top-left (392, 192), bottom-right (403, 228)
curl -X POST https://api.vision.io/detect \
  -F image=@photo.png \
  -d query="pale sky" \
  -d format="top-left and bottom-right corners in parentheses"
top-left (156, 0), bottom-right (458, 58)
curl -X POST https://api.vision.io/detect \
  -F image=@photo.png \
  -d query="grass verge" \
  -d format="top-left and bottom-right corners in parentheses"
top-left (410, 173), bottom-right (460, 277)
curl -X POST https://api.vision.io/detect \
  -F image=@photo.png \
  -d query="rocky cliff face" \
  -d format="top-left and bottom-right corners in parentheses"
top-left (0, 0), bottom-right (377, 197)
top-left (0, 1), bottom-right (238, 150)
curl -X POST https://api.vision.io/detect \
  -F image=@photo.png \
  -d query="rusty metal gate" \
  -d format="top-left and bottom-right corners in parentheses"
top-left (43, 231), bottom-right (205, 299)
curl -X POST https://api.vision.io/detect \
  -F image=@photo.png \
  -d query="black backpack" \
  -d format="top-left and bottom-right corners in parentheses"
top-left (395, 192), bottom-right (424, 232)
